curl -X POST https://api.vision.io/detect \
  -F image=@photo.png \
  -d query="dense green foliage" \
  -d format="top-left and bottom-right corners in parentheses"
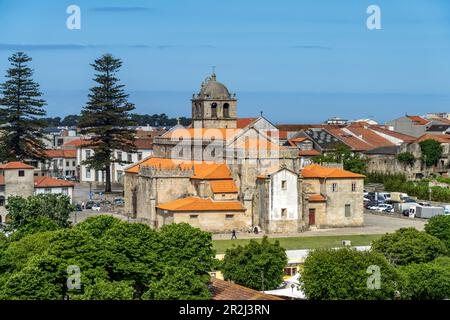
top-left (366, 171), bottom-right (450, 202)
top-left (0, 52), bottom-right (47, 161)
top-left (399, 257), bottom-right (450, 300)
top-left (371, 228), bottom-right (447, 266)
top-left (220, 236), bottom-right (287, 291)
top-left (425, 215), bottom-right (450, 251)
top-left (312, 143), bottom-right (367, 174)
top-left (5, 194), bottom-right (73, 230)
top-left (78, 54), bottom-right (137, 192)
top-left (419, 139), bottom-right (443, 167)
top-left (42, 113), bottom-right (191, 128)
top-left (300, 248), bottom-right (400, 300)
top-left (0, 217), bottom-right (215, 300)
top-left (396, 152), bottom-right (415, 166)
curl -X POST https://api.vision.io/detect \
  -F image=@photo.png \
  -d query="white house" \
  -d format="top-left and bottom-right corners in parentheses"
top-left (34, 176), bottom-right (75, 203)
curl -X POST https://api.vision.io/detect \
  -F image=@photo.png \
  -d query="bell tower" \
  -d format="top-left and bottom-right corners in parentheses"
top-left (191, 73), bottom-right (237, 129)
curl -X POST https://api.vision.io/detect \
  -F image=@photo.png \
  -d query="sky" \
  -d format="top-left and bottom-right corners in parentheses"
top-left (0, 0), bottom-right (450, 124)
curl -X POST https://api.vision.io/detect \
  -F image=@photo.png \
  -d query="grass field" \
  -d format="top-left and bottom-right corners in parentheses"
top-left (212, 234), bottom-right (383, 254)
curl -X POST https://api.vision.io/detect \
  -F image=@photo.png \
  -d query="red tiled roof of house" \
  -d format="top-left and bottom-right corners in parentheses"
top-left (326, 127), bottom-right (374, 151)
top-left (45, 149), bottom-right (77, 158)
top-left (133, 138), bottom-right (153, 150)
top-left (429, 117), bottom-right (450, 124)
top-left (415, 134), bottom-right (450, 143)
top-left (302, 164), bottom-right (365, 179)
top-left (298, 150), bottom-right (321, 156)
top-left (156, 197), bottom-right (245, 212)
top-left (369, 126), bottom-right (416, 143)
top-left (34, 176), bottom-right (75, 188)
top-left (0, 162), bottom-right (34, 170)
top-left (210, 180), bottom-right (238, 193)
top-left (62, 139), bottom-right (91, 148)
top-left (307, 194), bottom-right (326, 202)
top-left (237, 118), bottom-right (257, 128)
top-left (210, 278), bottom-right (282, 300)
top-left (407, 115), bottom-right (430, 125)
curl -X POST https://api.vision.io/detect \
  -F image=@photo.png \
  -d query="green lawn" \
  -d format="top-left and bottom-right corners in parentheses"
top-left (213, 234), bottom-right (383, 254)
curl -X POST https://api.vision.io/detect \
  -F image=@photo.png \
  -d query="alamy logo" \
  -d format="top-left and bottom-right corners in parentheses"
top-left (367, 5), bottom-right (382, 30)
top-left (366, 265), bottom-right (381, 289)
top-left (66, 5), bottom-right (81, 30)
top-left (67, 265), bottom-right (81, 290)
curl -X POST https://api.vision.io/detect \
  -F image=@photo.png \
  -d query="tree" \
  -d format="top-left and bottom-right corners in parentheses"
top-left (8, 216), bottom-right (60, 242)
top-left (419, 139), bottom-right (443, 167)
top-left (397, 152), bottom-right (415, 166)
top-left (221, 236), bottom-right (287, 291)
top-left (5, 194), bottom-right (74, 230)
top-left (142, 267), bottom-right (211, 300)
top-left (78, 54), bottom-right (137, 192)
top-left (301, 248), bottom-right (400, 300)
top-left (424, 215), bottom-right (450, 251)
top-left (0, 52), bottom-right (48, 161)
top-left (371, 228), bottom-right (448, 266)
top-left (0, 217), bottom-right (217, 300)
top-left (61, 114), bottom-right (80, 127)
top-left (399, 257), bottom-right (450, 300)
top-left (313, 143), bottom-right (367, 174)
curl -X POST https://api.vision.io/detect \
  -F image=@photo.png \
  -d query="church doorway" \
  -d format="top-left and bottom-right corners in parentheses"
top-left (308, 208), bottom-right (316, 226)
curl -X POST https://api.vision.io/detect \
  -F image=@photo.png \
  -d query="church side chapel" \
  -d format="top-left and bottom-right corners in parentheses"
top-left (124, 73), bottom-right (364, 233)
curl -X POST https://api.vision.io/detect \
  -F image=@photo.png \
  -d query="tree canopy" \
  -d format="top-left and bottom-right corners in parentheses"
top-left (220, 236), bottom-right (287, 291)
top-left (78, 54), bottom-right (137, 192)
top-left (371, 228), bottom-right (447, 266)
top-left (419, 139), bottom-right (443, 167)
top-left (0, 52), bottom-right (48, 161)
top-left (424, 215), bottom-right (450, 251)
top-left (0, 217), bottom-right (215, 300)
top-left (301, 248), bottom-right (400, 300)
top-left (312, 143), bottom-right (367, 174)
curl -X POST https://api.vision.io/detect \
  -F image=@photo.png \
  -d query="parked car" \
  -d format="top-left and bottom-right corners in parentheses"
top-left (75, 203), bottom-right (82, 211)
top-left (85, 201), bottom-right (95, 210)
top-left (92, 203), bottom-right (101, 212)
top-left (376, 204), bottom-right (392, 212)
top-left (114, 197), bottom-right (125, 206)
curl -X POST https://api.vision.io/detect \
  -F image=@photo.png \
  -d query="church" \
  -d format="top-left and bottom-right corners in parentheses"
top-left (123, 73), bottom-right (364, 233)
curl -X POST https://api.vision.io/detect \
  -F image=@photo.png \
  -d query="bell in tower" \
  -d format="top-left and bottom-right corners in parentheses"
top-left (191, 73), bottom-right (237, 129)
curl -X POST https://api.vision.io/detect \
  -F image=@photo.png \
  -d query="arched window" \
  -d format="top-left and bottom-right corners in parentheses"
top-left (223, 103), bottom-right (230, 118)
top-left (211, 103), bottom-right (217, 118)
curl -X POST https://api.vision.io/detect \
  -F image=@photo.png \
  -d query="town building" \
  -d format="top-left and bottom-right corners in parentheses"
top-left (0, 162), bottom-right (74, 223)
top-left (123, 73), bottom-right (365, 233)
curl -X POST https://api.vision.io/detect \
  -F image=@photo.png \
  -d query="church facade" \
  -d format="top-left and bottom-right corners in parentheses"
top-left (123, 73), bottom-right (364, 233)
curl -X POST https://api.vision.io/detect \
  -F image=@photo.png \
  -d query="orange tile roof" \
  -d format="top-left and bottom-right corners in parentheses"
top-left (237, 118), bottom-right (257, 128)
top-left (308, 194), bottom-right (326, 202)
top-left (415, 134), bottom-right (450, 143)
top-left (133, 138), bottom-right (153, 150)
top-left (210, 278), bottom-right (282, 300)
top-left (210, 180), bottom-right (238, 193)
top-left (0, 162), bottom-right (34, 170)
top-left (45, 149), bottom-right (77, 158)
top-left (431, 117), bottom-right (450, 124)
top-left (369, 126), bottom-right (416, 143)
top-left (298, 150), bottom-right (321, 156)
top-left (156, 197), bottom-right (245, 212)
top-left (407, 115), bottom-right (430, 125)
top-left (302, 164), bottom-right (365, 179)
top-left (62, 139), bottom-right (91, 148)
top-left (125, 157), bottom-right (233, 180)
top-left (34, 176), bottom-right (75, 188)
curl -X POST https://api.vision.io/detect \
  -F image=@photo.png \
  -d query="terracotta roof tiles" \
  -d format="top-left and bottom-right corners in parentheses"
top-left (302, 164), bottom-right (365, 179)
top-left (0, 162), bottom-right (34, 170)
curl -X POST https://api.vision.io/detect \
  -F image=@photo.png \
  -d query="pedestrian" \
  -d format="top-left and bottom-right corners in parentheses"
top-left (81, 201), bottom-right (85, 210)
top-left (231, 229), bottom-right (237, 240)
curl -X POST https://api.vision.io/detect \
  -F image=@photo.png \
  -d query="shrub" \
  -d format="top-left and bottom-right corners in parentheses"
top-left (425, 215), bottom-right (450, 251)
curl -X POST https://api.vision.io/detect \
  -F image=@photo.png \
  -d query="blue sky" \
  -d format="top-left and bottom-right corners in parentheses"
top-left (0, 0), bottom-right (450, 123)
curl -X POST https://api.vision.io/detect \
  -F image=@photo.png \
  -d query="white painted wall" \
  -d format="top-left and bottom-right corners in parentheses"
top-left (269, 169), bottom-right (298, 220)
top-left (34, 186), bottom-right (74, 203)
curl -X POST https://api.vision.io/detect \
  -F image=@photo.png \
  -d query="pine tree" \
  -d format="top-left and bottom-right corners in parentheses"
top-left (0, 52), bottom-right (48, 162)
top-left (78, 54), bottom-right (136, 192)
